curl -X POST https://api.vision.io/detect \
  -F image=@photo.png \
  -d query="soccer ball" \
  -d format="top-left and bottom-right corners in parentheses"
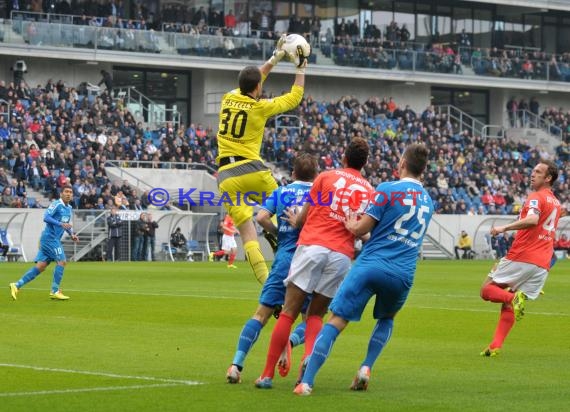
top-left (281, 34), bottom-right (311, 66)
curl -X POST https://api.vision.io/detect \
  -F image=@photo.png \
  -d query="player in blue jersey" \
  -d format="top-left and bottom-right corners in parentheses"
top-left (9, 185), bottom-right (79, 301)
top-left (294, 143), bottom-right (434, 396)
top-left (226, 154), bottom-right (318, 384)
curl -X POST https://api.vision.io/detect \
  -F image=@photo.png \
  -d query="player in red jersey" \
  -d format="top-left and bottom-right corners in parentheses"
top-left (254, 138), bottom-right (374, 389)
top-left (480, 159), bottom-right (561, 356)
top-left (209, 214), bottom-right (239, 269)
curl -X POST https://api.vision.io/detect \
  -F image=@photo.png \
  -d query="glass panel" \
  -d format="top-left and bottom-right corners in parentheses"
top-left (524, 14), bottom-right (541, 50)
top-left (430, 89), bottom-right (452, 107)
top-left (250, 1), bottom-right (274, 37)
top-left (394, 1), bottom-right (415, 42)
top-left (455, 90), bottom-right (487, 118)
top-left (315, 0), bottom-right (335, 48)
top-left (147, 72), bottom-right (181, 99)
top-left (172, 74), bottom-right (189, 99)
top-left (173, 101), bottom-right (188, 126)
top-left (114, 70), bottom-right (145, 91)
top-left (453, 7), bottom-right (472, 38)
top-left (559, 21), bottom-right (570, 55)
top-left (223, 1), bottom-right (249, 35)
top-left (416, 3), bottom-right (432, 45)
top-left (336, 0), bottom-right (359, 40)
top-left (274, 1), bottom-right (291, 34)
top-left (472, 9), bottom-right (492, 48)
top-left (543, 24), bottom-right (556, 54)
top-left (435, 6), bottom-right (451, 44)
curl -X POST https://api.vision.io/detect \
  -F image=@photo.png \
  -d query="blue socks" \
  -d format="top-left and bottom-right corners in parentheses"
top-left (290, 321), bottom-right (306, 347)
top-left (301, 318), bottom-right (395, 386)
top-left (15, 267), bottom-right (41, 289)
top-left (232, 319), bottom-right (263, 369)
top-left (51, 265), bottom-right (65, 294)
top-left (301, 323), bottom-right (340, 386)
top-left (362, 318), bottom-right (394, 369)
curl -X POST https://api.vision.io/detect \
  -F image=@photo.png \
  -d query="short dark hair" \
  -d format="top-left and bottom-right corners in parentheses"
top-left (293, 153), bottom-right (318, 182)
top-left (403, 143), bottom-right (429, 177)
top-left (540, 159), bottom-right (558, 185)
top-left (344, 137), bottom-right (369, 170)
top-left (238, 66), bottom-right (261, 95)
top-left (62, 184), bottom-right (73, 192)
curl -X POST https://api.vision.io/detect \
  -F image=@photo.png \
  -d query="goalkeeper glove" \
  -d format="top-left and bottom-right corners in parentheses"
top-left (267, 34), bottom-right (287, 66)
top-left (268, 49), bottom-right (286, 66)
top-left (263, 230), bottom-right (278, 253)
top-left (296, 56), bottom-right (308, 74)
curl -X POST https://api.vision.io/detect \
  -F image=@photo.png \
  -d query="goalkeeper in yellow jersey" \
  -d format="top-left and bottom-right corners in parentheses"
top-left (215, 35), bottom-right (308, 285)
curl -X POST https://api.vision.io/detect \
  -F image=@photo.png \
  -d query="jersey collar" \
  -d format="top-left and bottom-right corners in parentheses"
top-left (400, 177), bottom-right (423, 186)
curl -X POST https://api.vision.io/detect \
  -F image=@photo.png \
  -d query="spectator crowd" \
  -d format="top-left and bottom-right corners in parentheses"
top-left (1, 75), bottom-right (569, 231)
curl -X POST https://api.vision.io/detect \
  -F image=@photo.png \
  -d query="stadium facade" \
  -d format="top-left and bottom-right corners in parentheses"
top-left (1, 0), bottom-right (570, 130)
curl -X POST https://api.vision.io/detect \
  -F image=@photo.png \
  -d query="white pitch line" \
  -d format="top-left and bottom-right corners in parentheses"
top-left (0, 364), bottom-right (202, 385)
top-left (0, 383), bottom-right (181, 398)
top-left (409, 305), bottom-right (570, 317)
top-left (20, 288), bottom-right (570, 317)
top-left (24, 287), bottom-right (255, 301)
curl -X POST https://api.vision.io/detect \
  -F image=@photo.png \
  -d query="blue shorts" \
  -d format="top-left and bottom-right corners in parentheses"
top-left (35, 241), bottom-right (66, 263)
top-left (330, 264), bottom-right (412, 322)
top-left (259, 250), bottom-right (310, 312)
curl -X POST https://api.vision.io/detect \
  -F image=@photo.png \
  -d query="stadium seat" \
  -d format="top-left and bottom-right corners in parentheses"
top-left (0, 228), bottom-right (22, 262)
top-left (161, 242), bottom-right (177, 261)
top-left (187, 239), bottom-right (205, 261)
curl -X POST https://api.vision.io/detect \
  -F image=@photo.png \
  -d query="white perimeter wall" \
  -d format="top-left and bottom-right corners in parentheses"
top-left (5, 209), bottom-right (568, 263)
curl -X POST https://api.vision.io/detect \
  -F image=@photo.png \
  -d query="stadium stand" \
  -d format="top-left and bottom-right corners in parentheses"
top-left (0, 76), bottom-right (568, 218)
top-left (6, 9), bottom-right (570, 84)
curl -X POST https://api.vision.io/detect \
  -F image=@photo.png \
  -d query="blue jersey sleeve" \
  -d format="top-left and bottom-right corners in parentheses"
top-left (365, 182), bottom-right (389, 222)
top-left (260, 187), bottom-right (280, 216)
top-left (44, 203), bottom-right (61, 226)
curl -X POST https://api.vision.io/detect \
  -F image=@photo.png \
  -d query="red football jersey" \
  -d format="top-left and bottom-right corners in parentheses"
top-left (506, 188), bottom-right (561, 269)
top-left (298, 168), bottom-right (374, 258)
top-left (223, 215), bottom-right (236, 236)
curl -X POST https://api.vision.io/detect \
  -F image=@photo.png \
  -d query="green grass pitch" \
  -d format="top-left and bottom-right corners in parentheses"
top-left (1, 259), bottom-right (569, 411)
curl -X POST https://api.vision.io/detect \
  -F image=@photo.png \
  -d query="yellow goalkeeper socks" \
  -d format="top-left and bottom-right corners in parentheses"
top-left (244, 240), bottom-right (268, 284)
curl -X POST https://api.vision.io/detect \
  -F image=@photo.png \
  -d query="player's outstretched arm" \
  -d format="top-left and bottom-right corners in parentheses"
top-left (260, 34), bottom-right (287, 77)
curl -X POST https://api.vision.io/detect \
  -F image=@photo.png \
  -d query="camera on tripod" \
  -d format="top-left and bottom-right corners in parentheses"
top-left (11, 60), bottom-right (28, 84)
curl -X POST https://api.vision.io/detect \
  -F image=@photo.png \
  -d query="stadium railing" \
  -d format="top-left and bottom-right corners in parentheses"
top-left (504, 109), bottom-right (563, 141)
top-left (5, 19), bottom-right (570, 85)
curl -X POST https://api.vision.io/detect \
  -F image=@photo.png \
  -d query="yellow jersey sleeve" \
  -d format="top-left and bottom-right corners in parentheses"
top-left (216, 85), bottom-right (304, 163)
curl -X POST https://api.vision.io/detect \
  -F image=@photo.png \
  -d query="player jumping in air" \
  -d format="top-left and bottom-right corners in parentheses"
top-left (215, 35), bottom-right (308, 285)
top-left (226, 153), bottom-right (318, 384)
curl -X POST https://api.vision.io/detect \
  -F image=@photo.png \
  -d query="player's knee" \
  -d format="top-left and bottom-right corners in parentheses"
top-left (253, 307), bottom-right (273, 325)
top-left (57, 261), bottom-right (67, 267)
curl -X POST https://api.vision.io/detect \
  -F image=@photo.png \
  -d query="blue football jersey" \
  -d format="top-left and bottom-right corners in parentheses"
top-left (260, 181), bottom-right (313, 253)
top-left (41, 199), bottom-right (73, 244)
top-left (361, 177), bottom-right (434, 279)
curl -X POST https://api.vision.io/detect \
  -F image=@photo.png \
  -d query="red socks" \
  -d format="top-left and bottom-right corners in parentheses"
top-left (228, 253), bottom-right (236, 265)
top-left (490, 305), bottom-right (515, 349)
top-left (303, 315), bottom-right (323, 359)
top-left (261, 312), bottom-right (294, 379)
top-left (214, 250), bottom-right (225, 257)
top-left (481, 283), bottom-right (514, 304)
